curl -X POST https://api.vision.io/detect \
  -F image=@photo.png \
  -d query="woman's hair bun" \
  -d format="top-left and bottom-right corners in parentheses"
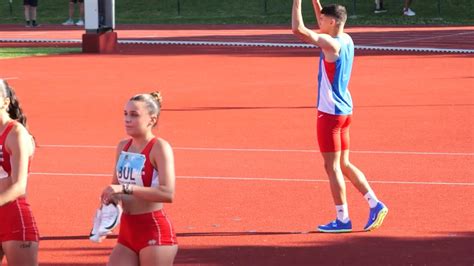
top-left (150, 91), bottom-right (162, 107)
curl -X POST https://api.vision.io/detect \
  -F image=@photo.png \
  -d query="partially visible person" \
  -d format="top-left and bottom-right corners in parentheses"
top-left (62, 0), bottom-right (84, 26)
top-left (403, 0), bottom-right (416, 16)
top-left (374, 0), bottom-right (387, 14)
top-left (374, 0), bottom-right (416, 16)
top-left (23, 0), bottom-right (39, 27)
top-left (292, 0), bottom-right (389, 233)
top-left (0, 79), bottom-right (39, 266)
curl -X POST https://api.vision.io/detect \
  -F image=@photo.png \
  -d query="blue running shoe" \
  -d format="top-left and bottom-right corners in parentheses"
top-left (364, 202), bottom-right (388, 231)
top-left (318, 219), bottom-right (352, 233)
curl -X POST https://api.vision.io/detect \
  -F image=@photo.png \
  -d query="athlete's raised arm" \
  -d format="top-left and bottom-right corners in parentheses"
top-left (312, 0), bottom-right (323, 27)
top-left (292, 0), bottom-right (340, 58)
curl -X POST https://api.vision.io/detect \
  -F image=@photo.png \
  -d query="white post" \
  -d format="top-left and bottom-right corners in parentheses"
top-left (104, 0), bottom-right (116, 30)
top-left (84, 0), bottom-right (99, 33)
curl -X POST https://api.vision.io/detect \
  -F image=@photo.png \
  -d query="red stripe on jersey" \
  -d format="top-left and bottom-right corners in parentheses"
top-left (324, 60), bottom-right (336, 84)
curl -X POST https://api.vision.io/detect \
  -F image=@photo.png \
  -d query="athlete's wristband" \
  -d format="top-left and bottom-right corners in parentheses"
top-left (122, 183), bottom-right (133, 195)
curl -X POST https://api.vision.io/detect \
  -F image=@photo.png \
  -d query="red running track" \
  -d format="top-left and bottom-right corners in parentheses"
top-left (0, 25), bottom-right (473, 265)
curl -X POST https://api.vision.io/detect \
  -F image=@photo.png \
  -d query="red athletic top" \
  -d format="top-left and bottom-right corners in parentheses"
top-left (0, 121), bottom-right (33, 179)
top-left (121, 138), bottom-right (158, 187)
top-left (0, 121), bottom-right (16, 177)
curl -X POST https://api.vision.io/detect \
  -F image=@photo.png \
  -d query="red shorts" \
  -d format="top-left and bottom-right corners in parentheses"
top-left (0, 197), bottom-right (39, 243)
top-left (118, 209), bottom-right (177, 254)
top-left (317, 111), bottom-right (352, 152)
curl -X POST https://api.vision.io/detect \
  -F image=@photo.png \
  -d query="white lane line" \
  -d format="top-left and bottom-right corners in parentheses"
top-left (36, 144), bottom-right (474, 156)
top-left (371, 31), bottom-right (474, 45)
top-left (39, 144), bottom-right (115, 149)
top-left (0, 39), bottom-right (473, 54)
top-left (29, 172), bottom-right (474, 186)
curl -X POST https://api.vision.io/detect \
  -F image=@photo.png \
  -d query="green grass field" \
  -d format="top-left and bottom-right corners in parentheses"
top-left (0, 47), bottom-right (81, 59)
top-left (0, 1), bottom-right (471, 59)
top-left (0, 0), bottom-right (472, 25)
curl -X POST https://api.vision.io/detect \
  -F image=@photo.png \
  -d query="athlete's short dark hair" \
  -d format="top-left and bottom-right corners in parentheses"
top-left (321, 4), bottom-right (347, 25)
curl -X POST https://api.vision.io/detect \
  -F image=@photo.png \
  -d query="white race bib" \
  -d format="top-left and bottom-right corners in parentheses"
top-left (116, 151), bottom-right (145, 186)
top-left (0, 166), bottom-right (8, 179)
